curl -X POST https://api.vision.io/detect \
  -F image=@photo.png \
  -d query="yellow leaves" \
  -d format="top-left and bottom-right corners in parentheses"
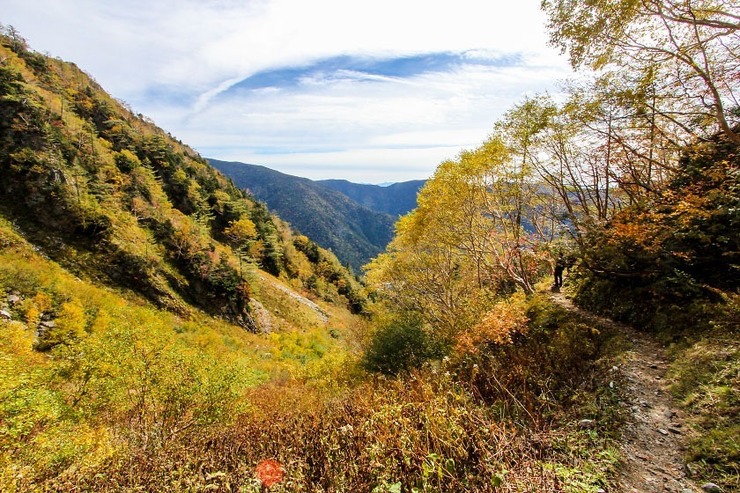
top-left (186, 179), bottom-right (205, 207)
top-left (21, 292), bottom-right (52, 327)
top-left (455, 292), bottom-right (529, 355)
top-left (172, 167), bottom-right (188, 184)
top-left (225, 217), bottom-right (257, 245)
top-left (169, 211), bottom-right (207, 258)
top-left (671, 193), bottom-right (712, 227)
top-left (610, 219), bottom-right (645, 243)
top-left (115, 149), bottom-right (141, 169)
top-left (90, 308), bottom-right (112, 333)
top-left (0, 320), bottom-right (41, 363)
top-left (211, 190), bottom-right (232, 214)
top-left (57, 299), bottom-right (87, 339)
top-left (609, 211), bottom-right (664, 253)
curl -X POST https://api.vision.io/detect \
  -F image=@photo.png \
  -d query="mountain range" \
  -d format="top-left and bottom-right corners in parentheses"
top-left (0, 33), bottom-right (367, 332)
top-left (209, 160), bottom-right (425, 272)
top-left (318, 178), bottom-right (426, 217)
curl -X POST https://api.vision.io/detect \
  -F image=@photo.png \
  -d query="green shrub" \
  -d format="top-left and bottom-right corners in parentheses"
top-left (363, 318), bottom-right (443, 375)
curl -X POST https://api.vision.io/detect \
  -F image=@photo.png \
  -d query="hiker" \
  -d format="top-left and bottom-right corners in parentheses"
top-left (554, 254), bottom-right (565, 288)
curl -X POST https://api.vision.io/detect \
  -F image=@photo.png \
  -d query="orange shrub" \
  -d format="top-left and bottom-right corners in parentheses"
top-left (455, 292), bottom-right (529, 354)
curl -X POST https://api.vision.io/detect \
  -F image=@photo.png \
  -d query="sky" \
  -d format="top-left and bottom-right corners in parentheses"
top-left (3, 0), bottom-right (573, 183)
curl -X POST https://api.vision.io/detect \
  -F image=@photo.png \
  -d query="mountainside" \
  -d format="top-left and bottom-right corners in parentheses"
top-left (2, 7), bottom-right (738, 491)
top-left (0, 30), bottom-right (366, 329)
top-left (317, 178), bottom-right (425, 217)
top-left (209, 159), bottom-right (396, 273)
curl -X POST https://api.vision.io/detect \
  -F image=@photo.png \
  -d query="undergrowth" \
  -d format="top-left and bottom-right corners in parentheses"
top-left (665, 299), bottom-right (740, 491)
top-left (0, 215), bottom-right (624, 491)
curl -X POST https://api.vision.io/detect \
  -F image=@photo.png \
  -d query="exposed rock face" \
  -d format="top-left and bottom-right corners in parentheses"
top-left (248, 299), bottom-right (273, 334)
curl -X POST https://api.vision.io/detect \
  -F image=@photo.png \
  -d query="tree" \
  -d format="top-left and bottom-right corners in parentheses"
top-left (511, 93), bottom-right (624, 251)
top-left (366, 132), bottom-right (558, 343)
top-left (571, 127), bottom-right (739, 329)
top-left (224, 216), bottom-right (257, 275)
top-left (365, 211), bottom-right (488, 341)
top-left (542, 0), bottom-right (740, 144)
top-left (224, 217), bottom-right (257, 245)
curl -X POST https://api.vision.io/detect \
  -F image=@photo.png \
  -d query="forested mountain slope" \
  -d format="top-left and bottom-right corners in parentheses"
top-left (0, 29), bottom-right (366, 329)
top-left (317, 178), bottom-right (425, 217)
top-left (209, 159), bottom-right (396, 273)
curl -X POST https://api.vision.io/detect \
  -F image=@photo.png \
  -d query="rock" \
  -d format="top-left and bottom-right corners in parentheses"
top-left (248, 300), bottom-right (272, 334)
top-left (701, 483), bottom-right (722, 493)
top-left (685, 462), bottom-right (699, 478)
top-left (578, 419), bottom-right (596, 430)
top-left (663, 409), bottom-right (675, 418)
top-left (668, 426), bottom-right (682, 434)
top-left (39, 320), bottom-right (56, 328)
top-left (0, 309), bottom-right (11, 320)
top-left (664, 479), bottom-right (683, 492)
top-left (7, 294), bottom-right (20, 305)
top-left (657, 428), bottom-right (669, 436)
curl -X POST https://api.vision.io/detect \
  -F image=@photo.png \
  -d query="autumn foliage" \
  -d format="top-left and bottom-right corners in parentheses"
top-left (574, 130), bottom-right (739, 330)
top-left (255, 459), bottom-right (284, 488)
top-left (455, 292), bottom-right (529, 354)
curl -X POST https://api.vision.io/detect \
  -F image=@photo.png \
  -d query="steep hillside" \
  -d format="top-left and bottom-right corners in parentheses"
top-left (0, 29), bottom-right (366, 328)
top-left (209, 159), bottom-right (395, 273)
top-left (318, 178), bottom-right (425, 217)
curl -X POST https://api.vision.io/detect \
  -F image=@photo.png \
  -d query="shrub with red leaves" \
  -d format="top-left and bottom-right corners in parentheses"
top-left (255, 459), bottom-right (284, 488)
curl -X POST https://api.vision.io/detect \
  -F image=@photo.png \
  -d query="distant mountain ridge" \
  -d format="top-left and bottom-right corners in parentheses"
top-left (209, 160), bottom-right (424, 272)
top-left (318, 179), bottom-right (425, 217)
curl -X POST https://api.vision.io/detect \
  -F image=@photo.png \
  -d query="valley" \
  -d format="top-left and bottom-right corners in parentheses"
top-left (1, 3), bottom-right (738, 491)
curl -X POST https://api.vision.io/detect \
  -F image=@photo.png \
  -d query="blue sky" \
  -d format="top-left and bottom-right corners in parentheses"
top-left (3, 0), bottom-right (572, 183)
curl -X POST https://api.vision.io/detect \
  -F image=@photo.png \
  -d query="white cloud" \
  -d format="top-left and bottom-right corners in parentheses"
top-left (3, 0), bottom-right (572, 183)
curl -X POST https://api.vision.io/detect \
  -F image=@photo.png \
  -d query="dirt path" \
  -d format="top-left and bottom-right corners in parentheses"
top-left (257, 271), bottom-right (329, 323)
top-left (551, 291), bottom-right (701, 493)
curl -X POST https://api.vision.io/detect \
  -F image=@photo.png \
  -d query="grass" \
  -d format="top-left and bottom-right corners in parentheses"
top-left (666, 313), bottom-right (740, 490)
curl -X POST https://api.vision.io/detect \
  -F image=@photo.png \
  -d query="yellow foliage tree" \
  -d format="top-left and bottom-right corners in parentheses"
top-left (224, 217), bottom-right (257, 244)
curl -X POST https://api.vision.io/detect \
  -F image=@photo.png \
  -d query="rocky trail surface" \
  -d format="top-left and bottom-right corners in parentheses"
top-left (551, 292), bottom-right (710, 493)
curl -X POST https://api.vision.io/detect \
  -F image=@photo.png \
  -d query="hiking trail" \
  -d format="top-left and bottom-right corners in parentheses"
top-left (551, 291), bottom-right (702, 493)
